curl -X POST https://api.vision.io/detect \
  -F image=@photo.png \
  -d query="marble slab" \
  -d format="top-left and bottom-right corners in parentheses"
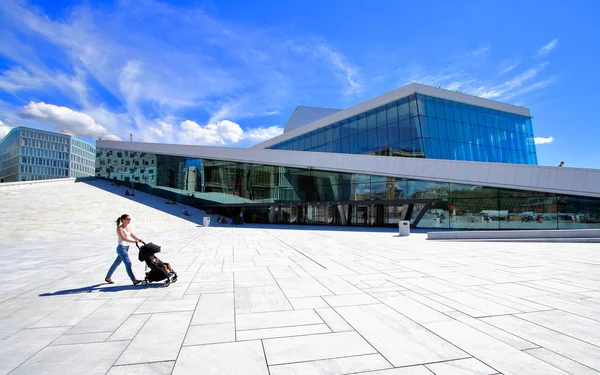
top-left (263, 331), bottom-right (377, 365)
top-left (336, 304), bottom-right (468, 367)
top-left (172, 340), bottom-right (268, 375)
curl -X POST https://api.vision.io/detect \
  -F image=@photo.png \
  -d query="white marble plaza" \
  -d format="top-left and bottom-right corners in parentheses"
top-left (1, 179), bottom-right (600, 374)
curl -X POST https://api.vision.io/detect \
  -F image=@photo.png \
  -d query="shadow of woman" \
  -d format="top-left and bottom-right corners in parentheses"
top-left (39, 282), bottom-right (163, 296)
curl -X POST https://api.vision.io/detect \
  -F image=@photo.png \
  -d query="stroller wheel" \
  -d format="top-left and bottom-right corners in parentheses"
top-left (142, 280), bottom-right (148, 286)
top-left (171, 275), bottom-right (178, 283)
top-left (164, 279), bottom-right (171, 287)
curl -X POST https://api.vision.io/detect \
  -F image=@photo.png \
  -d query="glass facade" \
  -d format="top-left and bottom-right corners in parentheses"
top-left (71, 138), bottom-right (97, 178)
top-left (0, 127), bottom-right (95, 182)
top-left (96, 147), bottom-right (600, 230)
top-left (267, 94), bottom-right (537, 164)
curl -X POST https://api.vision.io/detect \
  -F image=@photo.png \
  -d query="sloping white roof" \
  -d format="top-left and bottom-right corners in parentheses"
top-left (284, 106), bottom-right (341, 133)
top-left (97, 140), bottom-right (600, 199)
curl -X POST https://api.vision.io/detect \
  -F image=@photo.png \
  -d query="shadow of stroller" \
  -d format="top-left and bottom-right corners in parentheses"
top-left (39, 282), bottom-right (163, 296)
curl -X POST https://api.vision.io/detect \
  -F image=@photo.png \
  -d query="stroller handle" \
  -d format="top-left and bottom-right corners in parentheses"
top-left (135, 241), bottom-right (147, 249)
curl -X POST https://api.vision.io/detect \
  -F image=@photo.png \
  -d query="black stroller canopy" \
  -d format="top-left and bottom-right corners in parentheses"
top-left (137, 242), bottom-right (161, 262)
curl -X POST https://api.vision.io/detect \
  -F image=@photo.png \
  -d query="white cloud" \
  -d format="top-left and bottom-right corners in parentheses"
top-left (534, 136), bottom-right (554, 145)
top-left (20, 101), bottom-right (108, 135)
top-left (316, 44), bottom-right (361, 95)
top-left (536, 38), bottom-right (558, 56)
top-left (263, 110), bottom-right (280, 116)
top-left (245, 126), bottom-right (283, 142)
top-left (498, 62), bottom-right (520, 76)
top-left (180, 120), bottom-right (244, 145)
top-left (474, 62), bottom-right (549, 99)
top-left (467, 45), bottom-right (491, 57)
top-left (178, 119), bottom-right (282, 146)
top-left (0, 120), bottom-right (12, 139)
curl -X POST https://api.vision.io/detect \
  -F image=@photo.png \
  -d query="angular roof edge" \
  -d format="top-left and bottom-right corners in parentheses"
top-left (252, 82), bottom-right (531, 149)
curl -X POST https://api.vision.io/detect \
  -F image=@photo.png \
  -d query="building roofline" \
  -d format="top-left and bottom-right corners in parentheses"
top-left (252, 82), bottom-right (531, 149)
top-left (97, 140), bottom-right (599, 199)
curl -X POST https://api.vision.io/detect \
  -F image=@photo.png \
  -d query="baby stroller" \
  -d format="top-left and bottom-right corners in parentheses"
top-left (136, 241), bottom-right (177, 287)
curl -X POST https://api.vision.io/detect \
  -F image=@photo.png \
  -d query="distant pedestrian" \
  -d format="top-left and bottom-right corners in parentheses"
top-left (105, 214), bottom-right (143, 285)
top-left (558, 161), bottom-right (564, 167)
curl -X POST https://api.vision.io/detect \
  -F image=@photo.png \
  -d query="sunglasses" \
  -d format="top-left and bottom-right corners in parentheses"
top-left (124, 218), bottom-right (131, 221)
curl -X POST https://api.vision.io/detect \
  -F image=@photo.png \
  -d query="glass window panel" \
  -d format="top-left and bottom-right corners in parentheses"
top-left (499, 196), bottom-right (557, 230)
top-left (325, 127), bottom-right (333, 143)
top-left (377, 125), bottom-right (388, 150)
top-left (444, 101), bottom-right (454, 121)
top-left (452, 102), bottom-right (462, 123)
top-left (439, 140), bottom-right (450, 159)
top-left (409, 95), bottom-right (418, 117)
top-left (370, 182), bottom-right (388, 200)
top-left (425, 96), bottom-right (436, 118)
top-left (341, 137), bottom-right (350, 153)
top-left (347, 117), bottom-right (357, 135)
top-left (398, 118), bottom-right (411, 141)
top-left (477, 107), bottom-right (486, 125)
top-left (412, 138), bottom-right (424, 155)
top-left (367, 110), bottom-right (377, 129)
top-left (419, 117), bottom-right (431, 138)
top-left (325, 142), bottom-right (333, 153)
top-left (367, 127), bottom-right (377, 152)
top-left (311, 133), bottom-right (318, 148)
top-left (410, 116), bottom-right (422, 139)
top-left (469, 105), bottom-right (478, 124)
top-left (332, 123), bottom-right (340, 140)
top-left (398, 98), bottom-right (410, 120)
top-left (333, 140), bottom-right (341, 153)
top-left (429, 139), bottom-right (441, 159)
top-left (416, 200), bottom-right (450, 229)
top-left (416, 94), bottom-right (426, 116)
top-left (377, 106), bottom-right (387, 126)
top-left (340, 121), bottom-right (349, 138)
top-left (386, 102), bottom-right (398, 123)
top-left (407, 180), bottom-right (443, 198)
top-left (435, 98), bottom-right (445, 119)
top-left (448, 198), bottom-right (500, 230)
top-left (318, 129), bottom-right (326, 145)
top-left (455, 122), bottom-right (465, 143)
top-left (558, 196), bottom-right (600, 230)
top-left (428, 117), bottom-right (439, 139)
top-left (349, 134), bottom-right (359, 153)
top-left (357, 115), bottom-right (367, 133)
top-left (358, 131), bottom-right (369, 153)
top-left (388, 121), bottom-right (400, 146)
top-left (438, 118), bottom-right (448, 140)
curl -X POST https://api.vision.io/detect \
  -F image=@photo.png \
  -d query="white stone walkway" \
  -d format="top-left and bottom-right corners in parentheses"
top-left (1, 180), bottom-right (600, 374)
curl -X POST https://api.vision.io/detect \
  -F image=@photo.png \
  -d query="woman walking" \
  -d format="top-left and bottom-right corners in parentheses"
top-left (105, 214), bottom-right (143, 285)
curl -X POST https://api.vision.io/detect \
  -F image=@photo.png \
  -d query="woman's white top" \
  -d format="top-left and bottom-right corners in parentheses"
top-left (117, 225), bottom-right (133, 245)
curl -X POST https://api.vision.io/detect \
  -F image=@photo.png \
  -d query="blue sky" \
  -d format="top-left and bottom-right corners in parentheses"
top-left (0, 0), bottom-right (598, 168)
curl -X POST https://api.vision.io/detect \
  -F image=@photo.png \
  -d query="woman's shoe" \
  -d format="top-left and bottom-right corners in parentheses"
top-left (133, 279), bottom-right (142, 285)
top-left (105, 277), bottom-right (114, 284)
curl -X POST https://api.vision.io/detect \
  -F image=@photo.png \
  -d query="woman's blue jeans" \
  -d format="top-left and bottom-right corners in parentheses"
top-left (106, 244), bottom-right (136, 281)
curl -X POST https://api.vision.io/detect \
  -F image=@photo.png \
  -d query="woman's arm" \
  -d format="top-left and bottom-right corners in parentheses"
top-left (117, 227), bottom-right (139, 243)
top-left (130, 231), bottom-right (143, 242)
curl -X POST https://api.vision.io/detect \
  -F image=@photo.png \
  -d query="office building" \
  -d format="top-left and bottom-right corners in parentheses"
top-left (0, 126), bottom-right (95, 182)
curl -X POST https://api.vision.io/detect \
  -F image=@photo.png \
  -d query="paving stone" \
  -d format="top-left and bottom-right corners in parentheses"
top-left (263, 331), bottom-right (377, 365)
top-left (173, 340), bottom-right (268, 375)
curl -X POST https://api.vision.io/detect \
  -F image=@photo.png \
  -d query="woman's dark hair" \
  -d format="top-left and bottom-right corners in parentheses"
top-left (116, 214), bottom-right (129, 227)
